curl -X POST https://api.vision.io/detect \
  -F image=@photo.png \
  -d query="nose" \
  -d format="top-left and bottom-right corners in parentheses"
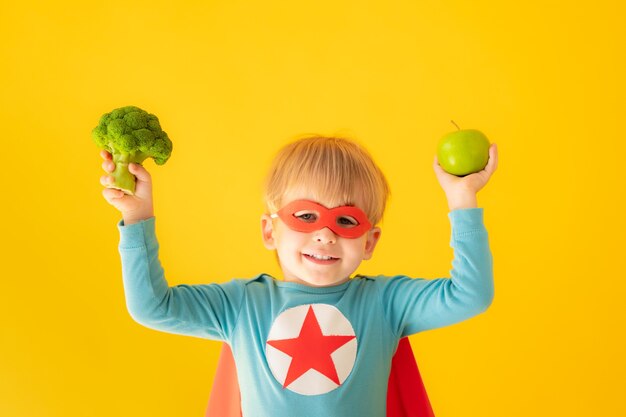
top-left (313, 227), bottom-right (337, 244)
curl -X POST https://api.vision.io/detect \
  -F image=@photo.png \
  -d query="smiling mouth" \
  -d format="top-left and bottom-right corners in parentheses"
top-left (303, 253), bottom-right (340, 264)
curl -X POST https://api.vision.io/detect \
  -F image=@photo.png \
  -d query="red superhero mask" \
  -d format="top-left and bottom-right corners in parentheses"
top-left (270, 200), bottom-right (372, 239)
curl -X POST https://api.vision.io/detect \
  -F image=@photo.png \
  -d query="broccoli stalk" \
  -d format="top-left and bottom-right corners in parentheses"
top-left (92, 106), bottom-right (173, 195)
top-left (108, 148), bottom-right (150, 195)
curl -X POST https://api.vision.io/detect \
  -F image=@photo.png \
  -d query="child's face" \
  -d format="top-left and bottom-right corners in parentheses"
top-left (261, 194), bottom-right (382, 287)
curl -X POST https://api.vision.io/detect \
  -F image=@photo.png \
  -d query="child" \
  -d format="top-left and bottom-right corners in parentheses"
top-left (100, 135), bottom-right (498, 416)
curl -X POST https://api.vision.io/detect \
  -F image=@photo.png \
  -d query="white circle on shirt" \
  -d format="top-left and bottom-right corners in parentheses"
top-left (265, 303), bottom-right (358, 395)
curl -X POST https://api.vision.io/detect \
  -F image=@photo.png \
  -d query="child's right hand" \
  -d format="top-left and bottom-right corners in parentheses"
top-left (100, 150), bottom-right (155, 225)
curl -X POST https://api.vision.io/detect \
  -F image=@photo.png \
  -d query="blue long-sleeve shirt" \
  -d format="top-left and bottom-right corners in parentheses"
top-left (117, 208), bottom-right (493, 416)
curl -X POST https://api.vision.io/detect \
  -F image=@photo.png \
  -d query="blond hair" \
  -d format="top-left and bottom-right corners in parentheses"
top-left (263, 135), bottom-right (390, 225)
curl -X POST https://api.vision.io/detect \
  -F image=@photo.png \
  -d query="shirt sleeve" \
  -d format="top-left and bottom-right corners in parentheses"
top-left (377, 208), bottom-right (494, 337)
top-left (117, 217), bottom-right (245, 341)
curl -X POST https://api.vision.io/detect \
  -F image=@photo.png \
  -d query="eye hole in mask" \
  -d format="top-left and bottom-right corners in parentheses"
top-left (271, 200), bottom-right (372, 239)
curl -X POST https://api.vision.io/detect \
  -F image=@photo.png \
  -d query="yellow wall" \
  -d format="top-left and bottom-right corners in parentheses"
top-left (1, 1), bottom-right (624, 416)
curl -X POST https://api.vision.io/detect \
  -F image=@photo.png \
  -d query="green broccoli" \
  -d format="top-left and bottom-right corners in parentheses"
top-left (92, 105), bottom-right (173, 195)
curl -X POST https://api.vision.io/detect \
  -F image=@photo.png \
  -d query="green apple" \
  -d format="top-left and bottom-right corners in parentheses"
top-left (437, 125), bottom-right (490, 176)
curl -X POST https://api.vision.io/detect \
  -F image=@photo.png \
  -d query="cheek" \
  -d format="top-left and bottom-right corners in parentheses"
top-left (356, 236), bottom-right (369, 250)
top-left (275, 228), bottom-right (306, 251)
top-left (272, 224), bottom-right (290, 243)
top-left (343, 239), bottom-right (368, 257)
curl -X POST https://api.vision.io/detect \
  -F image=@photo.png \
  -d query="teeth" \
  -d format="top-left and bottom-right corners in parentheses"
top-left (308, 254), bottom-right (335, 260)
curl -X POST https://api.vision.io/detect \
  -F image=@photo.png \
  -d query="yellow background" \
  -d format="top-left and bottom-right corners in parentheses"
top-left (1, 0), bottom-right (624, 416)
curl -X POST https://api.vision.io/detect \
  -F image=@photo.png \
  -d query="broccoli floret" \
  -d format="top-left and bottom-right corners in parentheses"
top-left (92, 105), bottom-right (173, 195)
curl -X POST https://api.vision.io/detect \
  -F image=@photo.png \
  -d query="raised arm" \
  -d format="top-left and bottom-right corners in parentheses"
top-left (379, 143), bottom-right (498, 336)
top-left (117, 217), bottom-right (244, 340)
top-left (100, 150), bottom-right (243, 340)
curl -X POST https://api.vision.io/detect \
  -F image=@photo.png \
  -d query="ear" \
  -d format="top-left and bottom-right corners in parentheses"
top-left (362, 227), bottom-right (382, 260)
top-left (261, 214), bottom-right (276, 250)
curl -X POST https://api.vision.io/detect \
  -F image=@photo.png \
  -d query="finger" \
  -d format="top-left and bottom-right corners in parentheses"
top-left (100, 150), bottom-right (112, 160)
top-left (433, 155), bottom-right (442, 173)
top-left (433, 155), bottom-right (450, 177)
top-left (480, 143), bottom-right (497, 176)
top-left (486, 143), bottom-right (498, 174)
top-left (433, 155), bottom-right (443, 172)
top-left (100, 174), bottom-right (114, 187)
top-left (101, 160), bottom-right (115, 173)
top-left (102, 188), bottom-right (125, 204)
top-left (129, 163), bottom-right (151, 182)
top-left (433, 156), bottom-right (454, 185)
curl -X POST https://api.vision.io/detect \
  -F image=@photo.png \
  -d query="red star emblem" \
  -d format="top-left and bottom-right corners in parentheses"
top-left (266, 305), bottom-right (356, 388)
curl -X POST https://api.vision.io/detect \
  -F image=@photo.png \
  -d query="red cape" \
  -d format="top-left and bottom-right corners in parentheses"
top-left (206, 337), bottom-right (434, 416)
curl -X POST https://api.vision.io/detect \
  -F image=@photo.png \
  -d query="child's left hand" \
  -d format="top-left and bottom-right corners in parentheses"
top-left (433, 143), bottom-right (498, 210)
